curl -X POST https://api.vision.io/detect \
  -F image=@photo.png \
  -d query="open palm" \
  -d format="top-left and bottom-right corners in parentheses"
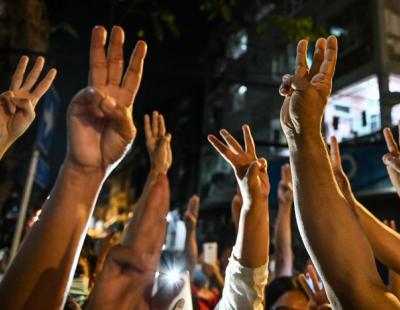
top-left (207, 125), bottom-right (257, 179)
top-left (0, 56), bottom-right (56, 150)
top-left (67, 26), bottom-right (147, 172)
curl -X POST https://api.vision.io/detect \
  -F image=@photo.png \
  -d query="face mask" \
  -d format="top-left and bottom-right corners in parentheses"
top-left (69, 277), bottom-right (90, 305)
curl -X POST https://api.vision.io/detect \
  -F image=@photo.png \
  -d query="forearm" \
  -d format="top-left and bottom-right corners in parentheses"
top-left (353, 202), bottom-right (400, 273)
top-left (184, 228), bottom-right (198, 275)
top-left (274, 203), bottom-right (293, 277)
top-left (234, 201), bottom-right (269, 268)
top-left (122, 168), bottom-right (162, 245)
top-left (289, 134), bottom-right (392, 307)
top-left (0, 161), bottom-right (105, 309)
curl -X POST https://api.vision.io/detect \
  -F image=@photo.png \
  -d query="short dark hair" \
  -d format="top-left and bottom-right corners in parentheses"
top-left (265, 276), bottom-right (306, 309)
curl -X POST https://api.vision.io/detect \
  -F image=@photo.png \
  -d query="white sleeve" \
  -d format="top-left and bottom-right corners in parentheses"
top-left (215, 251), bottom-right (268, 310)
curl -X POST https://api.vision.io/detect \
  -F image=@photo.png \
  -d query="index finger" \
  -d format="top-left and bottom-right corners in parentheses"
top-left (89, 26), bottom-right (107, 87)
top-left (121, 40), bottom-right (147, 102)
top-left (295, 39), bottom-right (309, 78)
top-left (10, 56), bottom-right (29, 90)
top-left (208, 134), bottom-right (235, 163)
top-left (383, 127), bottom-right (400, 154)
top-left (144, 114), bottom-right (153, 141)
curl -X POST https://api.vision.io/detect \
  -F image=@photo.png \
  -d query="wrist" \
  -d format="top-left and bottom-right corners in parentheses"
top-left (149, 164), bottom-right (168, 175)
top-left (62, 159), bottom-right (106, 183)
top-left (279, 201), bottom-right (293, 208)
top-left (286, 128), bottom-right (323, 148)
top-left (287, 131), bottom-right (325, 156)
top-left (242, 199), bottom-right (268, 216)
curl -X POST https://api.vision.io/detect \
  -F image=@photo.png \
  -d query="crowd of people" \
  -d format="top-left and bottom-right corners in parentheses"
top-left (0, 25), bottom-right (399, 309)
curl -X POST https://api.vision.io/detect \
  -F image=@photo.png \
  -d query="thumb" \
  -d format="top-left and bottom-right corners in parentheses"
top-left (382, 153), bottom-right (400, 173)
top-left (289, 74), bottom-right (309, 91)
top-left (100, 96), bottom-right (136, 141)
top-left (13, 97), bottom-right (35, 120)
top-left (257, 157), bottom-right (269, 187)
top-left (69, 86), bottom-right (105, 118)
top-left (0, 91), bottom-right (16, 114)
top-left (258, 157), bottom-right (268, 169)
top-left (247, 160), bottom-right (261, 187)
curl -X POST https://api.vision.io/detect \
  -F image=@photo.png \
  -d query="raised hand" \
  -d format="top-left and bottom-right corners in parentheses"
top-left (208, 125), bottom-right (263, 198)
top-left (278, 163), bottom-right (293, 206)
top-left (280, 36), bottom-right (337, 138)
top-left (184, 195), bottom-right (200, 231)
top-left (144, 111), bottom-right (172, 174)
top-left (298, 264), bottom-right (330, 310)
top-left (382, 126), bottom-right (400, 196)
top-left (87, 175), bottom-right (182, 309)
top-left (67, 26), bottom-right (147, 173)
top-left (0, 56), bottom-right (56, 157)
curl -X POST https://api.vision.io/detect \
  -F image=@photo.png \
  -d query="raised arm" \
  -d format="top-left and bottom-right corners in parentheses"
top-left (0, 26), bottom-right (147, 309)
top-left (279, 36), bottom-right (400, 308)
top-left (122, 111), bottom-right (172, 245)
top-left (208, 126), bottom-right (269, 268)
top-left (208, 126), bottom-right (270, 309)
top-left (330, 135), bottom-right (400, 273)
top-left (0, 56), bottom-right (56, 159)
top-left (144, 111), bottom-right (172, 182)
top-left (87, 175), bottom-right (182, 309)
top-left (274, 163), bottom-right (294, 278)
top-left (184, 194), bottom-right (200, 276)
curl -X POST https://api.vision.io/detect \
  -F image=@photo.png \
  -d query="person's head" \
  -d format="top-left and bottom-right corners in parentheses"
top-left (266, 276), bottom-right (308, 310)
top-left (69, 236), bottom-right (97, 305)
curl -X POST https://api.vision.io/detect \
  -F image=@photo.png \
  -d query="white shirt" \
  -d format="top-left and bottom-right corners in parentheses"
top-left (215, 252), bottom-right (268, 310)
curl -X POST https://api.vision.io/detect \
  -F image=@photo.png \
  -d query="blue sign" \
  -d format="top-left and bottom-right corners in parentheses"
top-left (267, 141), bottom-right (391, 205)
top-left (35, 156), bottom-right (49, 188)
top-left (35, 87), bottom-right (60, 155)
